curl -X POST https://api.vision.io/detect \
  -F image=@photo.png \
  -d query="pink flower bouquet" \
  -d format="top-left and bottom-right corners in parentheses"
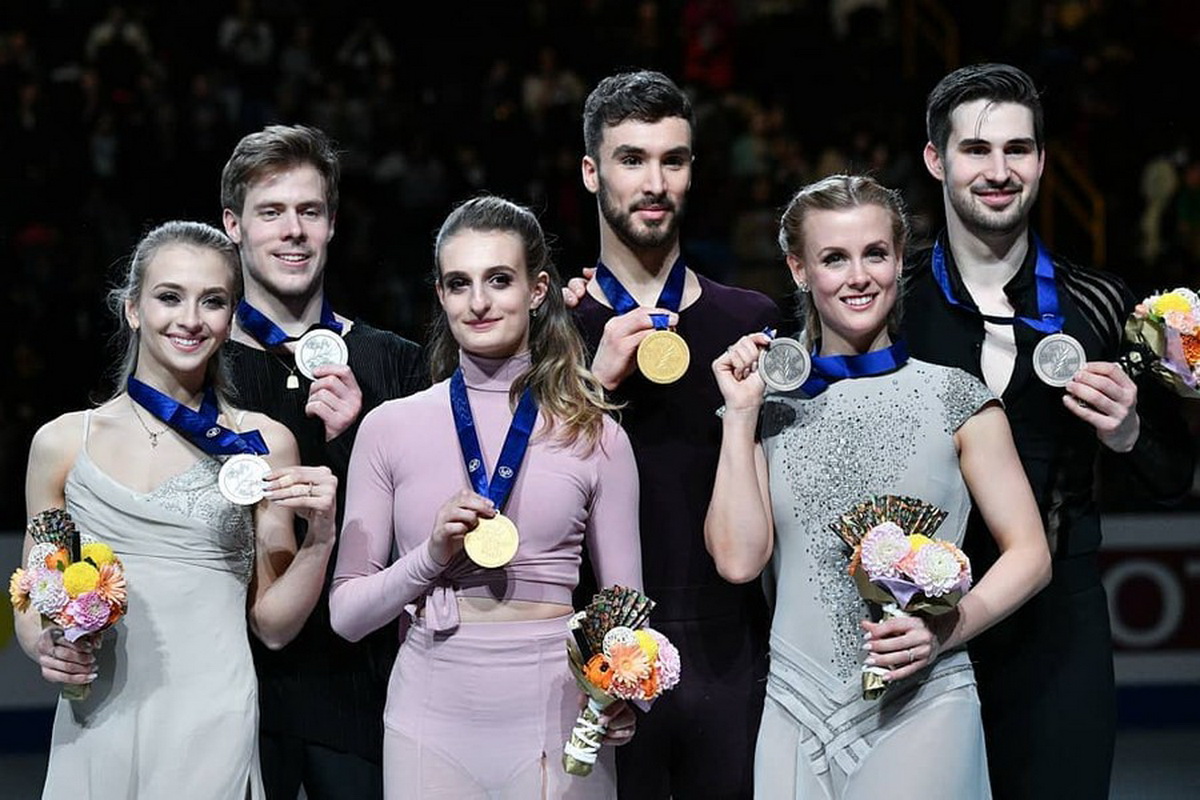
top-left (1122, 287), bottom-right (1200, 398)
top-left (9, 508), bottom-right (127, 700)
top-left (829, 495), bottom-right (971, 700)
top-left (562, 585), bottom-right (681, 776)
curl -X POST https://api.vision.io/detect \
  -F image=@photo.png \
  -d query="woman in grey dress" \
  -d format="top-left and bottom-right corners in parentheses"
top-left (14, 220), bottom-right (339, 799)
top-left (705, 175), bottom-right (1051, 799)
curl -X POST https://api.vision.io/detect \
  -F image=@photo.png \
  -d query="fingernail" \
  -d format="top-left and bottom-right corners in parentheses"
top-left (861, 642), bottom-right (872, 652)
top-left (864, 656), bottom-right (876, 666)
top-left (862, 631), bottom-right (872, 641)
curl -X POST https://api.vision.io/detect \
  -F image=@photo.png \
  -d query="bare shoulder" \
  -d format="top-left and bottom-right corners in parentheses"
top-left (237, 409), bottom-right (299, 465)
top-left (29, 410), bottom-right (88, 464)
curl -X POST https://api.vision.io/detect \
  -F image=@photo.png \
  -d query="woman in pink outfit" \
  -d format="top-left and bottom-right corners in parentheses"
top-left (330, 195), bottom-right (643, 799)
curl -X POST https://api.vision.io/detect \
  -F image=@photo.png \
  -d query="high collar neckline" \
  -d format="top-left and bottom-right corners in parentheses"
top-left (457, 350), bottom-right (532, 392)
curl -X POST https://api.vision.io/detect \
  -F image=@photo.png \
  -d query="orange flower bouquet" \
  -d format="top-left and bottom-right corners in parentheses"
top-left (8, 508), bottom-right (127, 700)
top-left (562, 585), bottom-right (681, 776)
top-left (1121, 287), bottom-right (1200, 398)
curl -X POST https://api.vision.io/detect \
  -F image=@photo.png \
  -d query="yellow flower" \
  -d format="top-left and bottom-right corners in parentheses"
top-left (9, 568), bottom-right (30, 613)
top-left (1151, 292), bottom-right (1192, 316)
top-left (62, 562), bottom-right (100, 598)
top-left (634, 630), bottom-right (659, 663)
top-left (81, 542), bottom-right (116, 567)
top-left (907, 534), bottom-right (934, 552)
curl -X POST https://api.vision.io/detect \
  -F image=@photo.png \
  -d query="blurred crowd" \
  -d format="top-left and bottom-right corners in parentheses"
top-left (2, 0), bottom-right (1199, 526)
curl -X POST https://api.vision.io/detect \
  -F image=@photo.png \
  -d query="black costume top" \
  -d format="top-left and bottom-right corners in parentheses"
top-left (226, 320), bottom-right (427, 761)
top-left (901, 232), bottom-right (1194, 800)
top-left (574, 272), bottom-right (782, 799)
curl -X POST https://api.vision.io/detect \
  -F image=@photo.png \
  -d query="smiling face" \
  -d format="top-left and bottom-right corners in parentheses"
top-left (924, 99), bottom-right (1044, 240)
top-left (582, 117), bottom-right (692, 252)
top-left (789, 204), bottom-right (902, 356)
top-left (126, 243), bottom-right (236, 387)
top-left (435, 229), bottom-right (549, 360)
top-left (222, 163), bottom-right (334, 304)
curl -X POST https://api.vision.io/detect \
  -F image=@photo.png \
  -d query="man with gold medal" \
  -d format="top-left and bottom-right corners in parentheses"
top-left (569, 70), bottom-right (783, 799)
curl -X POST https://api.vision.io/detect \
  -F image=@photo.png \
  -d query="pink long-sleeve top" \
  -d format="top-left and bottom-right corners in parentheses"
top-left (330, 351), bottom-right (643, 640)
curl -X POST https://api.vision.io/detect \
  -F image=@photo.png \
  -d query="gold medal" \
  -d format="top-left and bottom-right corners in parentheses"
top-left (637, 329), bottom-right (690, 384)
top-left (464, 513), bottom-right (520, 568)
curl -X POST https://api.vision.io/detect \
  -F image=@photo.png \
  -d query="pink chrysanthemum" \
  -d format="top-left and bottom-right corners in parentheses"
top-left (647, 628), bottom-right (681, 692)
top-left (908, 540), bottom-right (970, 597)
top-left (858, 522), bottom-right (909, 579)
top-left (28, 567), bottom-right (69, 619)
top-left (63, 591), bottom-right (112, 641)
top-left (94, 563), bottom-right (126, 609)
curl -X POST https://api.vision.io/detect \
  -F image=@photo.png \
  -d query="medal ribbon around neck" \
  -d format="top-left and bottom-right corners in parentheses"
top-left (236, 297), bottom-right (343, 348)
top-left (127, 377), bottom-right (269, 455)
top-left (449, 369), bottom-right (538, 512)
top-left (595, 255), bottom-right (686, 332)
top-left (800, 340), bottom-right (910, 397)
top-left (931, 235), bottom-right (1062, 334)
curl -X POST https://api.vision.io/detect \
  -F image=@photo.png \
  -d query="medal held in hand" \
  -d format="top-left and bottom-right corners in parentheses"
top-left (218, 453), bottom-right (272, 506)
top-left (294, 328), bottom-right (349, 380)
top-left (450, 369), bottom-right (539, 568)
top-left (1032, 332), bottom-right (1086, 387)
top-left (464, 513), bottom-right (520, 568)
top-left (595, 257), bottom-right (691, 384)
top-left (758, 336), bottom-right (811, 393)
top-left (637, 324), bottom-right (690, 384)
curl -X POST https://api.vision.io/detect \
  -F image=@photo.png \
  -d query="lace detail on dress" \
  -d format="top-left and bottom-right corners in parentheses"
top-left (141, 459), bottom-right (255, 582)
top-left (769, 375), bottom-right (921, 679)
top-left (933, 365), bottom-right (997, 434)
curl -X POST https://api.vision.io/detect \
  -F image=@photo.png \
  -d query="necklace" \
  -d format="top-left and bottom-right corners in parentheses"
top-left (129, 395), bottom-right (170, 447)
top-left (270, 349), bottom-right (301, 390)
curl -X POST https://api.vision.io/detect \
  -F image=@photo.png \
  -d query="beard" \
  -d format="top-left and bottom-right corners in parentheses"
top-left (598, 178), bottom-right (684, 251)
top-left (948, 180), bottom-right (1038, 236)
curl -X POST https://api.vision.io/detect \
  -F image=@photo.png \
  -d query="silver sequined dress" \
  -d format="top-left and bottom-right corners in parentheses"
top-left (754, 358), bottom-right (995, 799)
top-left (41, 411), bottom-right (264, 799)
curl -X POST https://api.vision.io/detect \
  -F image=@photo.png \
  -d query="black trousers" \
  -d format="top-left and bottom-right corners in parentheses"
top-left (615, 610), bottom-right (769, 799)
top-left (258, 731), bottom-right (383, 800)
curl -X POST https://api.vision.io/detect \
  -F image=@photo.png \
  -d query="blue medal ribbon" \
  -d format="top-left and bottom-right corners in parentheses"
top-left (931, 236), bottom-right (1062, 334)
top-left (236, 298), bottom-right (343, 348)
top-left (127, 377), bottom-right (269, 455)
top-left (449, 369), bottom-right (538, 511)
top-left (800, 340), bottom-right (909, 397)
top-left (595, 256), bottom-right (686, 331)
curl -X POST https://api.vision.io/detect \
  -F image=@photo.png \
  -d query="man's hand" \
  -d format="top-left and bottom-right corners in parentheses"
top-left (562, 266), bottom-right (596, 309)
top-left (306, 364), bottom-right (363, 442)
top-left (1065, 361), bottom-right (1140, 452)
top-left (591, 308), bottom-right (679, 391)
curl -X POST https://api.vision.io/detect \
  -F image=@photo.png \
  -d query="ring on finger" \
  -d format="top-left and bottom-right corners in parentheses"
top-left (307, 483), bottom-right (314, 497)
top-left (907, 647), bottom-right (914, 664)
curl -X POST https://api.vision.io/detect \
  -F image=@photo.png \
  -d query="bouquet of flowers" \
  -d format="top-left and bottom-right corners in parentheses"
top-left (829, 494), bottom-right (971, 700)
top-left (8, 508), bottom-right (127, 700)
top-left (1121, 287), bottom-right (1200, 398)
top-left (562, 585), bottom-right (681, 776)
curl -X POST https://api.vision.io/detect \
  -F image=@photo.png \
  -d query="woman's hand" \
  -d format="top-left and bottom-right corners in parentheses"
top-left (600, 699), bottom-right (637, 746)
top-left (861, 611), bottom-right (951, 682)
top-left (35, 626), bottom-right (98, 686)
top-left (263, 465), bottom-right (339, 545)
top-left (711, 332), bottom-right (771, 414)
top-left (428, 489), bottom-right (495, 566)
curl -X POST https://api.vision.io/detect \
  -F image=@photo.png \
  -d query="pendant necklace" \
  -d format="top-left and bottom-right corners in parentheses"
top-left (129, 395), bottom-right (169, 447)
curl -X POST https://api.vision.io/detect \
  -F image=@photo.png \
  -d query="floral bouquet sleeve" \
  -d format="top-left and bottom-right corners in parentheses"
top-left (829, 495), bottom-right (971, 700)
top-left (1120, 287), bottom-right (1200, 398)
top-left (8, 508), bottom-right (128, 700)
top-left (562, 585), bottom-right (681, 776)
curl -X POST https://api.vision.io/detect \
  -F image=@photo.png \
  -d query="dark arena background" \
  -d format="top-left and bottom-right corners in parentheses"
top-left (1, 2), bottom-right (1198, 797)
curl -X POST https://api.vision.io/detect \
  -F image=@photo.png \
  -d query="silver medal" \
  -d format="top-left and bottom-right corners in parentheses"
top-left (758, 336), bottom-right (812, 393)
top-left (1032, 332), bottom-right (1086, 387)
top-left (294, 329), bottom-right (349, 381)
top-left (218, 453), bottom-right (272, 506)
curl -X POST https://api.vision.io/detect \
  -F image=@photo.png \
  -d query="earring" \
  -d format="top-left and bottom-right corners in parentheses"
top-left (530, 305), bottom-right (541, 319)
top-left (797, 284), bottom-right (809, 294)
